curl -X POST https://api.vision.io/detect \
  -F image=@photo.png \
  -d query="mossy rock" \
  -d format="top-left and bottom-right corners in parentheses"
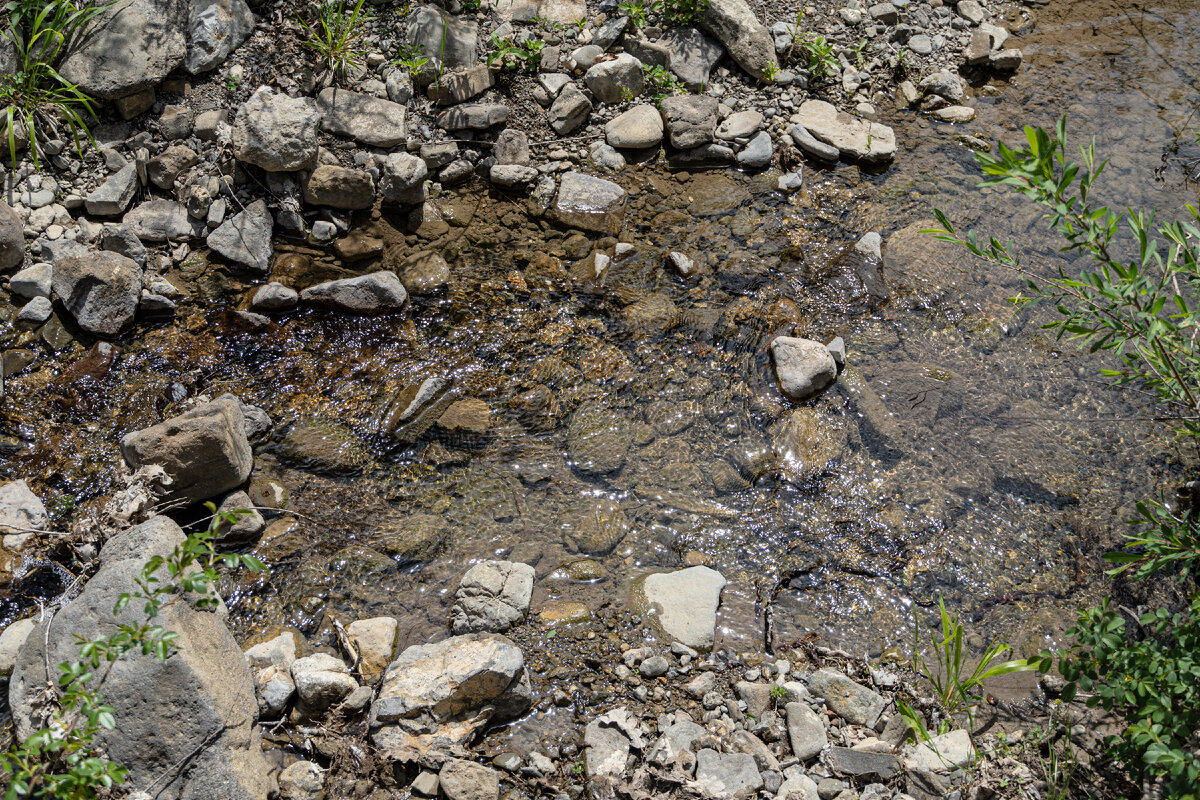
top-left (276, 419), bottom-right (373, 476)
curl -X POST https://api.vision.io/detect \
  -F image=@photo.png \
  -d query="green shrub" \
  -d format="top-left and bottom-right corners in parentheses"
top-left (0, 0), bottom-right (111, 172)
top-left (656, 0), bottom-right (708, 26)
top-left (642, 64), bottom-right (682, 99)
top-left (0, 506), bottom-right (265, 799)
top-left (297, 0), bottom-right (373, 84)
top-left (485, 33), bottom-right (543, 73)
top-left (797, 34), bottom-right (839, 80)
top-left (618, 0), bottom-right (649, 28)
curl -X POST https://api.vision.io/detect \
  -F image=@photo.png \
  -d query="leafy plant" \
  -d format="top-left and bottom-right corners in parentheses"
top-left (642, 63), bottom-right (682, 99)
top-left (0, 0), bottom-right (111, 172)
top-left (1104, 499), bottom-right (1200, 581)
top-left (394, 43), bottom-right (430, 77)
top-left (927, 118), bottom-right (1200, 439)
top-left (849, 37), bottom-right (869, 70)
top-left (223, 72), bottom-right (240, 96)
top-left (0, 506), bottom-right (266, 799)
top-left (893, 46), bottom-right (910, 80)
top-left (657, 0), bottom-right (709, 26)
top-left (297, 0), bottom-right (373, 84)
top-left (761, 62), bottom-right (779, 82)
top-left (485, 33), bottom-right (543, 72)
top-left (459, 0), bottom-right (481, 10)
top-left (619, 0), bottom-right (649, 28)
top-left (797, 33), bottom-right (839, 80)
top-left (911, 596), bottom-right (1036, 728)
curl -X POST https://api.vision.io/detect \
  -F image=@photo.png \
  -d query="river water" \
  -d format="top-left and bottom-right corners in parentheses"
top-left (2, 0), bottom-right (1198, 684)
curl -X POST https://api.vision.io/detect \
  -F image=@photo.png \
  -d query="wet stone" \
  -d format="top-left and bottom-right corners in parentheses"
top-left (826, 747), bottom-right (901, 780)
top-left (566, 499), bottom-right (630, 555)
top-left (567, 404), bottom-right (631, 475)
top-left (553, 171), bottom-right (626, 234)
top-left (638, 566), bottom-right (725, 650)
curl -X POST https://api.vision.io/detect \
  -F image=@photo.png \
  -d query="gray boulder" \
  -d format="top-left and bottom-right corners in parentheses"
top-left (213, 490), bottom-right (265, 546)
top-left (10, 263), bottom-right (52, 300)
top-left (636, 566), bottom-right (725, 650)
top-left (437, 103), bottom-right (509, 131)
top-left (659, 95), bottom-right (719, 149)
top-left (736, 130), bottom-right (773, 169)
top-left (605, 104), bottom-right (663, 149)
top-left (59, 0), bottom-right (188, 99)
top-left (698, 0), bottom-right (778, 80)
top-left (553, 171), bottom-right (626, 234)
top-left (125, 199), bottom-right (206, 241)
top-left (787, 701), bottom-right (826, 760)
top-left (695, 749), bottom-right (763, 799)
top-left (490, 165), bottom-right (539, 187)
top-left (207, 199), bottom-right (273, 273)
top-left (317, 88), bottom-right (407, 147)
top-left (584, 53), bottom-right (644, 104)
top-left (303, 165), bottom-right (375, 209)
top-left (8, 516), bottom-right (276, 800)
top-left (186, 0), bottom-right (254, 74)
top-left (440, 760), bottom-right (500, 800)
top-left (451, 561), bottom-right (535, 634)
top-left (251, 281), bottom-right (298, 311)
top-left (370, 633), bottom-right (532, 755)
top-left (0, 200), bottom-right (22, 270)
top-left (120, 396), bottom-right (253, 502)
top-left (493, 129), bottom-right (530, 166)
top-left (52, 250), bottom-right (142, 337)
top-left (380, 153), bottom-right (428, 205)
top-left (770, 336), bottom-right (837, 401)
top-left (548, 84), bottom-right (591, 135)
top-left (662, 26), bottom-right (724, 91)
top-left (232, 87), bottom-right (320, 172)
top-left (85, 163), bottom-right (140, 216)
top-left (300, 272), bottom-right (408, 314)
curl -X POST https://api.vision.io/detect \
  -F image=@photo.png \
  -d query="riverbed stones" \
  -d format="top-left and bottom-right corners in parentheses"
top-left (931, 105), bottom-right (976, 123)
top-left (717, 109), bottom-right (764, 141)
top-left (85, 163), bottom-right (139, 216)
top-left (10, 263), bottom-right (51, 300)
top-left (553, 172), bottom-right (626, 234)
top-left (490, 165), bottom-right (539, 187)
top-left (698, 0), bottom-right (778, 80)
top-left (59, 0), bottom-right (187, 99)
top-left (696, 749), bottom-right (764, 799)
top-left (397, 251), bottom-right (450, 294)
top-left (548, 84), bottom-right (592, 135)
top-left (794, 100), bottom-right (896, 164)
top-left (605, 104), bottom-right (664, 149)
top-left (291, 653), bottom-right (358, 718)
top-left (787, 701), bottom-right (827, 760)
top-left (660, 95), bottom-right (719, 149)
top-left (662, 26), bottom-right (724, 91)
top-left (769, 408), bottom-right (846, 484)
top-left (638, 565), bottom-right (725, 650)
top-left (304, 165), bottom-right (375, 209)
top-left (380, 153), bottom-right (428, 205)
top-left (300, 271), bottom-right (408, 314)
top-left (251, 281), bottom-right (299, 311)
top-left (0, 201), bottom-right (22, 270)
top-left (808, 668), bottom-right (887, 728)
top-left (566, 499), bottom-right (630, 555)
top-left (567, 402), bottom-right (631, 474)
top-left (903, 729), bottom-right (975, 772)
top-left (584, 53), bottom-right (645, 104)
top-left (51, 250), bottom-right (142, 337)
top-left (214, 489), bottom-right (264, 546)
top-left (437, 103), bottom-right (510, 131)
top-left (347, 617), bottom-right (399, 682)
top-left (9, 516), bottom-right (275, 800)
top-left (771, 336), bottom-right (837, 401)
top-left (826, 747), bottom-right (901, 780)
top-left (370, 633), bottom-right (531, 754)
top-left (120, 396), bottom-right (253, 502)
top-left (451, 561), bottom-right (535, 635)
top-left (585, 707), bottom-right (645, 778)
top-left (233, 87), bottom-right (320, 172)
top-left (317, 88), bottom-right (408, 147)
top-left (207, 199), bottom-right (273, 273)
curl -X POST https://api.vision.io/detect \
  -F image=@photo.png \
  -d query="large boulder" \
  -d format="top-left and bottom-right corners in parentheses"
top-left (604, 104), bottom-right (663, 149)
top-left (548, 84), bottom-right (592, 136)
top-left (300, 272), bottom-right (408, 314)
top-left (0, 200), bottom-right (22, 270)
top-left (450, 561), bottom-right (535, 635)
top-left (59, 0), bottom-right (189, 99)
top-left (8, 516), bottom-right (276, 800)
top-left (186, 0), bottom-right (254, 73)
top-left (120, 397), bottom-right (253, 502)
top-left (232, 87), bottom-right (320, 172)
top-left (370, 633), bottom-right (532, 757)
top-left (207, 199), bottom-right (273, 273)
top-left (51, 250), bottom-right (142, 337)
top-left (124, 199), bottom-right (206, 242)
top-left (552, 172), bottom-right (626, 235)
top-left (317, 88), bottom-right (407, 148)
top-left (698, 0), bottom-right (777, 81)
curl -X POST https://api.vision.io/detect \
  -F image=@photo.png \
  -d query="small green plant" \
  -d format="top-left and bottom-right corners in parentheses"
top-left (0, 0), bottom-right (112, 172)
top-left (619, 86), bottom-right (634, 102)
top-left (657, 0), bottom-right (709, 26)
top-left (394, 43), bottom-right (430, 76)
top-left (297, 0), bottom-right (373, 84)
top-left (761, 62), bottom-right (779, 82)
top-left (768, 684), bottom-right (788, 709)
top-left (486, 33), bottom-right (544, 72)
top-left (571, 758), bottom-right (586, 775)
top-left (893, 46), bottom-right (910, 79)
top-left (910, 596), bottom-right (1036, 728)
top-left (642, 64), bottom-right (682, 99)
top-left (849, 37), bottom-right (869, 70)
top-left (530, 13), bottom-right (562, 31)
top-left (619, 0), bottom-right (649, 28)
top-left (459, 0), bottom-right (481, 10)
top-left (223, 72), bottom-right (240, 96)
top-left (573, 16), bottom-right (588, 30)
top-left (798, 33), bottom-right (839, 80)
top-left (0, 505), bottom-right (266, 799)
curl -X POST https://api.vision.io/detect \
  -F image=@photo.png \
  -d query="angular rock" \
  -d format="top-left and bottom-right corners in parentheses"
top-left (300, 271), bottom-right (408, 314)
top-left (638, 566), bottom-right (725, 650)
top-left (778, 772), bottom-right (821, 800)
top-left (771, 336), bottom-right (836, 401)
top-left (10, 263), bottom-right (52, 300)
top-left (662, 26), bottom-right (724, 91)
top-left (232, 87), bottom-right (320, 172)
top-left (787, 701), bottom-right (826, 760)
top-left (605, 104), bottom-right (663, 149)
top-left (437, 103), bottom-right (509, 131)
top-left (8, 516), bottom-right (275, 800)
top-left (494, 129), bottom-right (530, 166)
top-left (120, 396), bottom-right (253, 502)
top-left (125, 199), bottom-right (205, 241)
top-left (429, 64), bottom-right (493, 105)
top-left (396, 251), bottom-right (450, 294)
top-left (213, 490), bottom-right (265, 546)
top-left (440, 759), bottom-right (500, 800)
top-left (990, 48), bottom-right (1023, 71)
top-left (207, 199), bottom-right (273, 273)
top-left (584, 53), bottom-right (644, 104)
top-left (553, 171), bottom-right (626, 234)
top-left (17, 296), bottom-right (52, 326)
top-left (919, 70), bottom-right (964, 102)
top-left (0, 201), bottom-right (22, 270)
top-left (85, 163), bottom-right (140, 216)
top-left (826, 747), bottom-right (901, 780)
top-left (60, 0), bottom-right (188, 99)
top-left (346, 617), bottom-right (399, 681)
top-left (292, 653), bottom-right (358, 717)
top-left (548, 84), bottom-right (592, 135)
top-left (279, 761), bottom-right (324, 800)
top-left (380, 153), bottom-right (428, 205)
top-left (903, 728), bottom-right (975, 773)
top-left (695, 749), bottom-right (764, 799)
top-left (698, 0), bottom-right (778, 80)
top-left (317, 88), bottom-right (408, 147)
top-left (404, 5), bottom-right (478, 74)
top-left (808, 669), bottom-right (887, 728)
top-left (659, 94), bottom-right (719, 149)
top-left (146, 144), bottom-right (199, 190)
top-left (303, 165), bottom-right (375, 209)
top-left (647, 716), bottom-right (706, 762)
top-left (451, 561), bottom-right (535, 635)
top-left (186, 0), bottom-right (255, 73)
top-left (794, 100), bottom-right (896, 163)
top-left (52, 250), bottom-right (142, 337)
top-left (370, 633), bottom-right (531, 755)
top-left (253, 665), bottom-right (295, 715)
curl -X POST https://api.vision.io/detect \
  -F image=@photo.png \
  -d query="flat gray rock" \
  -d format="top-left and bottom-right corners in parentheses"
top-left (300, 272), bottom-right (408, 314)
top-left (736, 130), bottom-right (773, 169)
top-left (85, 163), bottom-right (139, 216)
top-left (186, 0), bottom-right (254, 74)
top-left (808, 669), bottom-right (887, 728)
top-left (695, 749), bottom-right (764, 799)
top-left (638, 565), bottom-right (725, 650)
top-left (662, 26), bottom-right (724, 91)
top-left (786, 701), bottom-right (826, 760)
top-left (437, 103), bottom-right (509, 131)
top-left (317, 88), bottom-right (407, 147)
top-left (605, 104), bottom-right (663, 149)
top-left (59, 0), bottom-right (188, 99)
top-left (207, 199), bottom-right (273, 273)
top-left (794, 100), bottom-right (896, 164)
top-left (232, 87), bottom-right (320, 172)
top-left (125, 199), bottom-right (205, 241)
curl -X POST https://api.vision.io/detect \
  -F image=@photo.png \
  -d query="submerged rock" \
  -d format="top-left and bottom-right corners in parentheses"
top-left (566, 500), bottom-right (631, 555)
top-left (769, 408), bottom-right (846, 484)
top-left (0, 480), bottom-right (48, 539)
top-left (567, 403), bottom-right (632, 475)
top-left (277, 419), bottom-right (372, 475)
